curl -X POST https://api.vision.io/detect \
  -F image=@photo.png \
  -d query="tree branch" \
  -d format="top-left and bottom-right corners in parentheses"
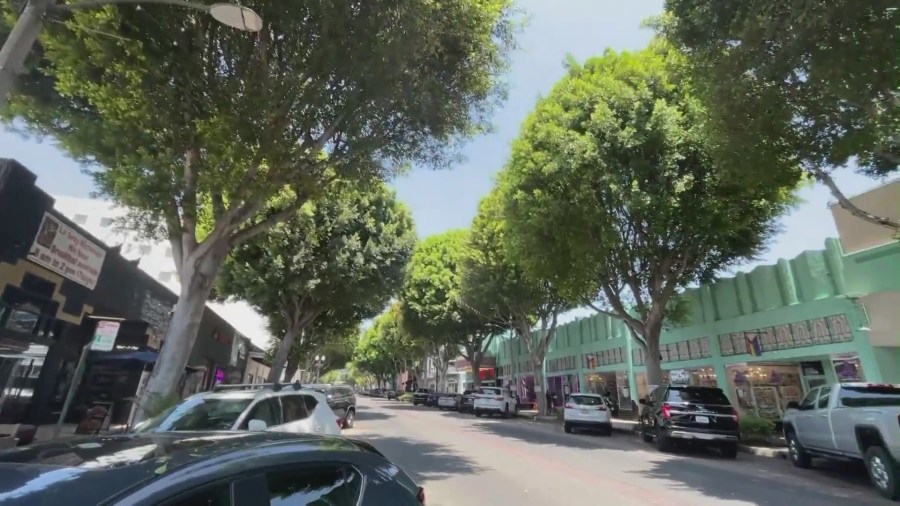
top-left (51, 0), bottom-right (210, 13)
top-left (229, 198), bottom-right (301, 247)
top-left (812, 166), bottom-right (900, 231)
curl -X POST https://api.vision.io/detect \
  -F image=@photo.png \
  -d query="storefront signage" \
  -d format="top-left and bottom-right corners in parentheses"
top-left (718, 314), bottom-right (853, 357)
top-left (632, 337), bottom-right (712, 366)
top-left (28, 212), bottom-right (106, 289)
top-left (91, 321), bottom-right (120, 352)
top-left (582, 346), bottom-right (627, 370)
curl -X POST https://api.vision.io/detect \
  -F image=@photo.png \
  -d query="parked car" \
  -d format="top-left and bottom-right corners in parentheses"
top-left (386, 389), bottom-right (400, 400)
top-left (0, 431), bottom-right (426, 506)
top-left (425, 392), bottom-right (442, 407)
top-left (306, 383), bottom-right (357, 429)
top-left (412, 388), bottom-right (432, 406)
top-left (783, 382), bottom-right (900, 500)
top-left (563, 393), bottom-right (613, 435)
top-left (459, 389), bottom-right (476, 413)
top-left (132, 382), bottom-right (342, 436)
top-left (438, 393), bottom-right (461, 411)
top-left (639, 385), bottom-right (740, 458)
top-left (474, 387), bottom-right (518, 418)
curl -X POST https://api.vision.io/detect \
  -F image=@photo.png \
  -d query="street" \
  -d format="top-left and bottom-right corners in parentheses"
top-left (349, 397), bottom-right (891, 506)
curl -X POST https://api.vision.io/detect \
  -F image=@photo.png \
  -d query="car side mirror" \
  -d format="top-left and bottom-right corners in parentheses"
top-left (786, 401), bottom-right (800, 411)
top-left (247, 419), bottom-right (268, 432)
top-left (638, 398), bottom-right (647, 405)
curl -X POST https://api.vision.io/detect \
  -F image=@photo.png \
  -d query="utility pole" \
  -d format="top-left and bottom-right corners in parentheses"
top-left (0, 0), bottom-right (55, 109)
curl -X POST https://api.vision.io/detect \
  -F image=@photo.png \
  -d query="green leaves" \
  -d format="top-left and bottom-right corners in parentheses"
top-left (497, 44), bottom-right (793, 372)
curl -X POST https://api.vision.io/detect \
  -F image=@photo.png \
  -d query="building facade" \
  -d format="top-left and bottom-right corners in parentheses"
top-left (0, 159), bottom-right (256, 426)
top-left (491, 181), bottom-right (900, 422)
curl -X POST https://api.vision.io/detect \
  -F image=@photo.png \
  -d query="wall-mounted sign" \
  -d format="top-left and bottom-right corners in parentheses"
top-left (28, 213), bottom-right (106, 289)
top-left (91, 321), bottom-right (120, 352)
top-left (718, 314), bottom-right (853, 357)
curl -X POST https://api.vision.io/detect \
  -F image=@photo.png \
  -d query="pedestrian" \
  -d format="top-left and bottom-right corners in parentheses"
top-left (545, 391), bottom-right (553, 415)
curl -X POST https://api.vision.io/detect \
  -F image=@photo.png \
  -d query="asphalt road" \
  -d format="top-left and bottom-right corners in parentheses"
top-left (347, 396), bottom-right (892, 506)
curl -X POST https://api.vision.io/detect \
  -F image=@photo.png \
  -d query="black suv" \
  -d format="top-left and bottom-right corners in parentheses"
top-left (310, 384), bottom-right (357, 429)
top-left (412, 388), bottom-right (431, 406)
top-left (638, 385), bottom-right (741, 458)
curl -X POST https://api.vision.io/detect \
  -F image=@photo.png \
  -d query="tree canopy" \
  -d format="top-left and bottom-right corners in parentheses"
top-left (498, 44), bottom-right (793, 384)
top-left (658, 1), bottom-right (899, 230)
top-left (219, 179), bottom-right (416, 381)
top-left (399, 230), bottom-right (498, 386)
top-left (1, 0), bottom-right (515, 410)
top-left (353, 304), bottom-right (423, 386)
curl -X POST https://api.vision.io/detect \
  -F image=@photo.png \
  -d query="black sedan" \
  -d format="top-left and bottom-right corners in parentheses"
top-left (0, 431), bottom-right (425, 506)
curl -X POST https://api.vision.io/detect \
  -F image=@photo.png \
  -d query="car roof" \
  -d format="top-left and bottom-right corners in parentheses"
top-left (0, 431), bottom-right (380, 505)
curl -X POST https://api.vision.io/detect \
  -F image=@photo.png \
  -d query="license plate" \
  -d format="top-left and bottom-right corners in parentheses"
top-left (695, 416), bottom-right (709, 424)
top-left (580, 409), bottom-right (589, 415)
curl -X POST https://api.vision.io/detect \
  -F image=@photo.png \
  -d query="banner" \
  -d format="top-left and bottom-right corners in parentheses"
top-left (28, 212), bottom-right (106, 289)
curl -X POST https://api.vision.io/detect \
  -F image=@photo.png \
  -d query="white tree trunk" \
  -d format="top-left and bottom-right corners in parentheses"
top-left (134, 247), bottom-right (226, 422)
top-left (532, 355), bottom-right (547, 415)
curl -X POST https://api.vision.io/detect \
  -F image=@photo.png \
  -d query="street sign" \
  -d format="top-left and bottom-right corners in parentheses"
top-left (91, 320), bottom-right (120, 352)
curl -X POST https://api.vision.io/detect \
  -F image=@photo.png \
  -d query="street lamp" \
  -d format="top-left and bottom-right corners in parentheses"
top-left (0, 0), bottom-right (263, 107)
top-left (313, 355), bottom-right (326, 383)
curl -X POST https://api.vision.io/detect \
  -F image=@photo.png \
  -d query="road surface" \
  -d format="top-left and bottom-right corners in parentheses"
top-left (348, 396), bottom-right (891, 505)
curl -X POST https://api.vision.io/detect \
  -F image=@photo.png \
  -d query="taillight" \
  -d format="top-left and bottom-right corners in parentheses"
top-left (731, 408), bottom-right (740, 423)
top-left (417, 486), bottom-right (426, 504)
top-left (597, 405), bottom-right (607, 411)
top-left (565, 403), bottom-right (575, 409)
top-left (336, 417), bottom-right (344, 428)
top-left (661, 403), bottom-right (672, 419)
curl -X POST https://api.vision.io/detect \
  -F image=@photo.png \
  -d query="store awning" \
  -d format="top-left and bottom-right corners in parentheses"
top-left (93, 347), bottom-right (159, 364)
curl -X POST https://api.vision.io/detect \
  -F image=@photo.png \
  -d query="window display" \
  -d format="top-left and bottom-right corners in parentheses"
top-left (727, 363), bottom-right (804, 420)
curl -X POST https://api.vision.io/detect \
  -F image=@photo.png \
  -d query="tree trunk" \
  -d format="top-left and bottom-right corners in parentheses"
top-left (284, 362), bottom-right (300, 384)
top-left (134, 246), bottom-right (226, 422)
top-left (470, 353), bottom-right (483, 389)
top-left (641, 319), bottom-right (664, 390)
top-left (532, 355), bottom-right (547, 416)
top-left (267, 323), bottom-right (301, 382)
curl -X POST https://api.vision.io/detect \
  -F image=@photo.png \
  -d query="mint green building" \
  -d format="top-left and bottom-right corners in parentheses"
top-left (490, 236), bottom-right (900, 421)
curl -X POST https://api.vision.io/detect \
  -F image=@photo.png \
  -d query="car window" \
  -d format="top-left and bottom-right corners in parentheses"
top-left (241, 398), bottom-right (281, 428)
top-left (302, 394), bottom-right (319, 413)
top-left (570, 395), bottom-right (603, 406)
top-left (839, 385), bottom-right (900, 407)
top-left (816, 387), bottom-right (832, 409)
top-left (162, 483), bottom-right (230, 506)
top-left (798, 388), bottom-right (818, 411)
top-left (480, 387), bottom-right (501, 396)
top-left (133, 397), bottom-right (253, 432)
top-left (267, 465), bottom-right (362, 505)
top-left (282, 395), bottom-right (311, 422)
top-left (666, 388), bottom-right (731, 405)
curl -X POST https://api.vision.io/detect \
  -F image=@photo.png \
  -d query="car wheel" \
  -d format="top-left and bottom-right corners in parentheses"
top-left (786, 432), bottom-right (812, 469)
top-left (655, 427), bottom-right (673, 452)
top-left (564, 422), bottom-right (572, 434)
top-left (344, 409), bottom-right (355, 429)
top-left (640, 419), bottom-right (653, 443)
top-left (865, 446), bottom-right (900, 500)
top-left (475, 410), bottom-right (483, 418)
top-left (720, 442), bottom-right (738, 459)
top-left (602, 425), bottom-right (613, 437)
top-left (503, 404), bottom-right (510, 419)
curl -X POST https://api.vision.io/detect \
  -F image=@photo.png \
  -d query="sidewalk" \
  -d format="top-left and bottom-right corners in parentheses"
top-left (513, 410), bottom-right (786, 458)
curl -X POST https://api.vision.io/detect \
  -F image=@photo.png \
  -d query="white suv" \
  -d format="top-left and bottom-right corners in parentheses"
top-left (563, 393), bottom-right (612, 435)
top-left (132, 382), bottom-right (341, 436)
top-left (474, 387), bottom-right (518, 418)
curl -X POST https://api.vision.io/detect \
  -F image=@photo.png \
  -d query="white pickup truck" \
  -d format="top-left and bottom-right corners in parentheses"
top-left (782, 382), bottom-right (900, 500)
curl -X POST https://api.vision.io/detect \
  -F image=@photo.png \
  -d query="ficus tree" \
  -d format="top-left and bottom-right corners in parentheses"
top-left (219, 178), bottom-right (415, 382)
top-left (354, 304), bottom-right (423, 388)
top-left (658, 1), bottom-right (899, 231)
top-left (461, 188), bottom-right (572, 413)
top-left (1, 0), bottom-right (514, 414)
top-left (499, 44), bottom-right (793, 387)
top-left (399, 230), bottom-right (498, 389)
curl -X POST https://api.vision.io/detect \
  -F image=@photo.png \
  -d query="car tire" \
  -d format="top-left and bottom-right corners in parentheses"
top-left (602, 425), bottom-right (613, 437)
top-left (564, 422), bottom-right (572, 434)
top-left (865, 446), bottom-right (900, 500)
top-left (786, 432), bottom-right (812, 469)
top-left (640, 419), bottom-right (653, 443)
top-left (720, 442), bottom-right (738, 459)
top-left (503, 404), bottom-right (510, 419)
top-left (475, 410), bottom-right (483, 418)
top-left (655, 427), bottom-right (673, 452)
top-left (344, 409), bottom-right (355, 429)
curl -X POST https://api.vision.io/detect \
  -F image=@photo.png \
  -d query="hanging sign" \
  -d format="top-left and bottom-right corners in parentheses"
top-left (91, 321), bottom-right (121, 352)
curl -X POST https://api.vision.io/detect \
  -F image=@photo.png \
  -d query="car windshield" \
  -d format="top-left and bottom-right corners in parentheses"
top-left (570, 395), bottom-right (603, 406)
top-left (666, 388), bottom-right (731, 405)
top-left (480, 388), bottom-right (501, 396)
top-left (132, 396), bottom-right (253, 432)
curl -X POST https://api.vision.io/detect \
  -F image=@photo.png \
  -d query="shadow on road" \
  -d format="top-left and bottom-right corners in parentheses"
top-left (467, 419), bottom-right (637, 452)
top-left (630, 451), bottom-right (882, 505)
top-left (365, 435), bottom-right (487, 482)
top-left (353, 408), bottom-right (394, 421)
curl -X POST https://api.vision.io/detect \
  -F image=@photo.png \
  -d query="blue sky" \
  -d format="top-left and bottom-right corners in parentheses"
top-left (0, 0), bottom-right (882, 324)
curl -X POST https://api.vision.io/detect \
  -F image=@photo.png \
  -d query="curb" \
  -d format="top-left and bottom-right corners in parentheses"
top-left (739, 445), bottom-right (788, 458)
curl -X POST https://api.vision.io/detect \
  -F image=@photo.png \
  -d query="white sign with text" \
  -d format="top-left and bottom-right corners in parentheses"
top-left (91, 321), bottom-right (121, 352)
top-left (28, 213), bottom-right (106, 289)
